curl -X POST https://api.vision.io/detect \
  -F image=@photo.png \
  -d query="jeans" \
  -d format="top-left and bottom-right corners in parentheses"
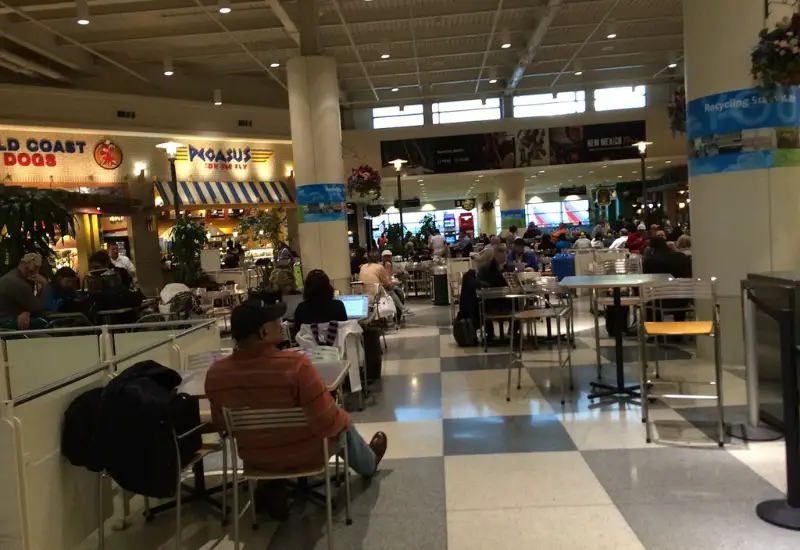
top-left (333, 425), bottom-right (378, 477)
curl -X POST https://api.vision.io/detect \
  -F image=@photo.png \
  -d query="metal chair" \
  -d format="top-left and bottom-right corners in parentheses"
top-left (223, 407), bottom-right (351, 549)
top-left (183, 348), bottom-right (233, 371)
top-left (591, 256), bottom-right (644, 377)
top-left (506, 276), bottom-right (574, 404)
top-left (640, 278), bottom-right (724, 447)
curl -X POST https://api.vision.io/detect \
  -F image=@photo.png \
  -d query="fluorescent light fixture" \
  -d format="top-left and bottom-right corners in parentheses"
top-left (213, 89), bottom-right (222, 106)
top-left (163, 57), bottom-right (174, 76)
top-left (156, 141), bottom-right (185, 159)
top-left (218, 0), bottom-right (231, 14)
top-left (270, 62), bottom-right (280, 68)
top-left (76, 0), bottom-right (90, 24)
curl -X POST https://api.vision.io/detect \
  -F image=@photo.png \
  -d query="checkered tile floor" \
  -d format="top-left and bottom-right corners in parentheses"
top-left (94, 300), bottom-right (795, 550)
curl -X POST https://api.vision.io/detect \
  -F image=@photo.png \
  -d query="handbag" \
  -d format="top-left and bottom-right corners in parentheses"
top-left (376, 290), bottom-right (397, 320)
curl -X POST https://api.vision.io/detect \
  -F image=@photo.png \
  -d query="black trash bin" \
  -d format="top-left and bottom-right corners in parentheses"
top-left (432, 265), bottom-right (450, 306)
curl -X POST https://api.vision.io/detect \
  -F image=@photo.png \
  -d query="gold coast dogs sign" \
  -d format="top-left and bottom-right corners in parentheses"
top-left (0, 137), bottom-right (88, 167)
top-left (175, 145), bottom-right (274, 171)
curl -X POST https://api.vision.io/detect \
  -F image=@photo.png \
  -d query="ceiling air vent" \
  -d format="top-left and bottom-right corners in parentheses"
top-left (116, 110), bottom-right (136, 119)
top-left (238, 119), bottom-right (253, 127)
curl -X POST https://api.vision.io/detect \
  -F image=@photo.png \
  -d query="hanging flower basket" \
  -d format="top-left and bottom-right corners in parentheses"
top-left (667, 86), bottom-right (686, 136)
top-left (480, 201), bottom-right (494, 213)
top-left (752, 13), bottom-right (800, 91)
top-left (347, 164), bottom-right (382, 199)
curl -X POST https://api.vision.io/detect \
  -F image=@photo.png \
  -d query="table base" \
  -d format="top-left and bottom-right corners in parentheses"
top-left (588, 382), bottom-right (641, 400)
top-left (144, 462), bottom-right (229, 523)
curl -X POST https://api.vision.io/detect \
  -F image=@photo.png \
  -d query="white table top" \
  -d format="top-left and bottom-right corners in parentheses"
top-left (559, 274), bottom-right (672, 288)
top-left (179, 359), bottom-right (351, 397)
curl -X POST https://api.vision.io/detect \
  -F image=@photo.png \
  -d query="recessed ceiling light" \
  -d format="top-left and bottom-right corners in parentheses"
top-left (489, 78), bottom-right (498, 84)
top-left (668, 63), bottom-right (677, 68)
top-left (270, 62), bottom-right (280, 68)
top-left (500, 28), bottom-right (511, 49)
top-left (665, 160), bottom-right (672, 164)
top-left (163, 57), bottom-right (174, 76)
top-left (391, 87), bottom-right (399, 92)
top-left (381, 54), bottom-right (391, 59)
top-left (218, 0), bottom-right (232, 14)
top-left (589, 170), bottom-right (594, 174)
top-left (606, 33), bottom-right (617, 39)
top-left (577, 175), bottom-right (582, 178)
top-left (478, 175), bottom-right (484, 178)
top-left (617, 175), bottom-right (623, 178)
top-left (76, 0), bottom-right (90, 24)
top-left (602, 165), bottom-right (607, 168)
top-left (574, 71), bottom-right (583, 76)
top-left (417, 179), bottom-right (423, 182)
top-left (538, 170), bottom-right (545, 173)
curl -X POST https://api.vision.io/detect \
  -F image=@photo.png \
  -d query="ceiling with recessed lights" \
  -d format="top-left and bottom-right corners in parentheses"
top-left (0, 0), bottom-right (683, 108)
top-left (379, 155), bottom-right (685, 203)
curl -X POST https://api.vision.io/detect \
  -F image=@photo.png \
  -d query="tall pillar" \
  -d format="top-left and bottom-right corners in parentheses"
top-left (75, 213), bottom-right (100, 276)
top-left (684, 0), bottom-right (795, 363)
top-left (497, 174), bottom-right (526, 236)
top-left (287, 55), bottom-right (350, 293)
top-left (478, 192), bottom-right (496, 236)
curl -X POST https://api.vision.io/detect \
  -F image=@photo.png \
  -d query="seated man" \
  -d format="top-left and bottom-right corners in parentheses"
top-left (508, 238), bottom-right (538, 272)
top-left (0, 252), bottom-right (48, 330)
top-left (477, 244), bottom-right (516, 341)
top-left (205, 298), bottom-right (388, 520)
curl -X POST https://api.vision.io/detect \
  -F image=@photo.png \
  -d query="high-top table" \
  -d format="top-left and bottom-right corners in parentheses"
top-left (559, 274), bottom-right (672, 401)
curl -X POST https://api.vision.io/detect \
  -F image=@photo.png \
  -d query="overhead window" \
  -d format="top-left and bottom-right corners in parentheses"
top-left (432, 98), bottom-right (501, 124)
top-left (594, 85), bottom-right (647, 112)
top-left (372, 104), bottom-right (424, 129)
top-left (513, 91), bottom-right (586, 118)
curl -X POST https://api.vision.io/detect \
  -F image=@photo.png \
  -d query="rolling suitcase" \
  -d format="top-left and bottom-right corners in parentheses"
top-left (551, 253), bottom-right (576, 281)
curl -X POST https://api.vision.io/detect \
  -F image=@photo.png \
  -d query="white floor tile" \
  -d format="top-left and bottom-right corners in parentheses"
top-left (439, 335), bottom-right (506, 358)
top-left (385, 326), bottom-right (441, 340)
top-left (729, 441), bottom-right (787, 493)
top-left (447, 505), bottom-right (645, 550)
top-left (354, 420), bottom-right (443, 459)
top-left (445, 452), bottom-right (612, 511)
top-left (382, 358), bottom-right (441, 376)
top-left (441, 369), bottom-right (554, 418)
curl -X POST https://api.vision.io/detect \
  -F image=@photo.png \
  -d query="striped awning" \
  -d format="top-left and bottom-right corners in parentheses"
top-left (154, 180), bottom-right (294, 206)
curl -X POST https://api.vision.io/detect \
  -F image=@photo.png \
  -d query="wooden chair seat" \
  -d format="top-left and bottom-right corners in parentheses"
top-left (514, 308), bottom-right (562, 320)
top-left (596, 296), bottom-right (642, 306)
top-left (644, 321), bottom-right (713, 336)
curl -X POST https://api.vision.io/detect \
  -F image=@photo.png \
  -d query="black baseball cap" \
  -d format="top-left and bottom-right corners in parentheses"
top-left (230, 298), bottom-right (287, 341)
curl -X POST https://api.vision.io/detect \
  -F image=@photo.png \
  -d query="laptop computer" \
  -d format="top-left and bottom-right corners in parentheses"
top-left (281, 293), bottom-right (304, 321)
top-left (337, 295), bottom-right (370, 320)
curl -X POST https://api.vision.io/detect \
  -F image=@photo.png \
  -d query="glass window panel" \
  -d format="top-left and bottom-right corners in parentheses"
top-left (372, 104), bottom-right (423, 117)
top-left (434, 108), bottom-right (501, 124)
top-left (594, 85), bottom-right (647, 112)
top-left (372, 114), bottom-right (424, 129)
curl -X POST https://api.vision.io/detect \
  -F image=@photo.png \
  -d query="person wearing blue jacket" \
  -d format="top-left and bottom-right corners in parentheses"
top-left (44, 267), bottom-right (81, 312)
top-left (554, 233), bottom-right (572, 252)
top-left (508, 238), bottom-right (538, 271)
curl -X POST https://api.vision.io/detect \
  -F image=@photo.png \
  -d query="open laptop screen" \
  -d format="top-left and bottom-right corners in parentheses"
top-left (337, 295), bottom-right (370, 319)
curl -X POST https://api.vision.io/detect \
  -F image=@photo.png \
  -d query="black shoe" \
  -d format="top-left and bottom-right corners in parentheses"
top-left (254, 480), bottom-right (289, 521)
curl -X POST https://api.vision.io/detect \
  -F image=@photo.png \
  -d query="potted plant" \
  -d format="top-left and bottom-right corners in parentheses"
top-left (347, 165), bottom-right (382, 199)
top-left (752, 13), bottom-right (800, 91)
top-left (0, 188), bottom-right (75, 275)
top-left (416, 214), bottom-right (437, 246)
top-left (385, 223), bottom-right (405, 255)
top-left (169, 216), bottom-right (207, 287)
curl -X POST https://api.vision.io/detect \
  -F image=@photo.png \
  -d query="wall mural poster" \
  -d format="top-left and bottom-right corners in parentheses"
top-left (686, 86), bottom-right (800, 175)
top-left (379, 132), bottom-right (515, 174)
top-left (296, 183), bottom-right (347, 223)
top-left (515, 128), bottom-right (549, 167)
top-left (549, 121), bottom-right (647, 165)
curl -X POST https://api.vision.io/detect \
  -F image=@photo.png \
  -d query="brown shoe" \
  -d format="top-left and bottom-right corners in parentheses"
top-left (369, 431), bottom-right (388, 467)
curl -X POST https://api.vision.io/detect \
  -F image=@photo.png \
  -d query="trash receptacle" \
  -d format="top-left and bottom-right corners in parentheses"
top-left (431, 265), bottom-right (450, 306)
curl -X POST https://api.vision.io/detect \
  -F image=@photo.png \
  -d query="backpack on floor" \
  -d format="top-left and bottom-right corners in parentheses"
top-left (604, 304), bottom-right (630, 337)
top-left (363, 326), bottom-right (383, 381)
top-left (61, 387), bottom-right (104, 473)
top-left (453, 316), bottom-right (478, 347)
top-left (98, 361), bottom-right (202, 498)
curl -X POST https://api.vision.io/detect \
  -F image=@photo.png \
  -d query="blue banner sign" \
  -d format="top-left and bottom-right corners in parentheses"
top-left (687, 86), bottom-right (800, 176)
top-left (296, 183), bottom-right (346, 223)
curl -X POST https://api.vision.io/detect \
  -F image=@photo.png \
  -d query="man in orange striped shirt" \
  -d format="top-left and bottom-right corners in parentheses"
top-left (205, 298), bottom-right (387, 519)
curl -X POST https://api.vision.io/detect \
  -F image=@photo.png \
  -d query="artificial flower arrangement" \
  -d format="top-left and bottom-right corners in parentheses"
top-left (667, 85), bottom-right (686, 136)
top-left (347, 164), bottom-right (382, 199)
top-left (752, 13), bottom-right (800, 90)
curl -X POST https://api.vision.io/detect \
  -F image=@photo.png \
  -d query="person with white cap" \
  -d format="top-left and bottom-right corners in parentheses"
top-left (609, 228), bottom-right (629, 249)
top-left (0, 252), bottom-right (49, 329)
top-left (625, 223), bottom-right (649, 254)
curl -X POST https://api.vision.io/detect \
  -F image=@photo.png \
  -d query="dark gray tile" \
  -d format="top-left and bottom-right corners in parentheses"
top-left (674, 404), bottom-right (752, 441)
top-left (350, 374), bottom-right (442, 423)
top-left (266, 458), bottom-right (447, 550)
top-left (441, 353), bottom-right (510, 372)
top-left (599, 344), bottom-right (692, 364)
top-left (582, 447), bottom-right (784, 506)
top-left (617, 500), bottom-right (800, 550)
top-left (443, 414), bottom-right (576, 455)
top-left (384, 335), bottom-right (441, 360)
top-left (438, 327), bottom-right (452, 335)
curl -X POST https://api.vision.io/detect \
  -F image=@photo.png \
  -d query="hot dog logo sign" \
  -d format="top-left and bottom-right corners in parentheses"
top-left (175, 144), bottom-right (274, 170)
top-left (0, 137), bottom-right (124, 170)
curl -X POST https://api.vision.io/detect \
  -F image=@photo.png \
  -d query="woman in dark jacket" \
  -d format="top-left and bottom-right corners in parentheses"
top-left (291, 269), bottom-right (348, 335)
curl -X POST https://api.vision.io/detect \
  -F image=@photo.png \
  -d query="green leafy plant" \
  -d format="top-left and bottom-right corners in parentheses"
top-left (0, 189), bottom-right (75, 276)
top-left (169, 216), bottom-right (207, 286)
top-left (238, 208), bottom-right (287, 252)
top-left (386, 223), bottom-right (405, 255)
top-left (416, 214), bottom-right (437, 245)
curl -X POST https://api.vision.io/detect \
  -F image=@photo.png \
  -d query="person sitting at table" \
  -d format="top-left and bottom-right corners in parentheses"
top-left (292, 269), bottom-right (348, 336)
top-left (477, 244), bottom-right (517, 342)
top-left (44, 267), bottom-right (84, 312)
top-left (538, 234), bottom-right (555, 253)
top-left (0, 252), bottom-right (48, 330)
top-left (205, 299), bottom-right (388, 520)
top-left (360, 250), bottom-right (407, 319)
top-left (643, 236), bottom-right (693, 326)
top-left (554, 233), bottom-right (572, 252)
top-left (108, 242), bottom-right (136, 281)
top-left (508, 238), bottom-right (538, 272)
top-left (350, 247), bottom-right (367, 277)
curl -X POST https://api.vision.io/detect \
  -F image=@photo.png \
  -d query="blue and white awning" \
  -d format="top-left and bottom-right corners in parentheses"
top-left (155, 181), bottom-right (294, 206)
